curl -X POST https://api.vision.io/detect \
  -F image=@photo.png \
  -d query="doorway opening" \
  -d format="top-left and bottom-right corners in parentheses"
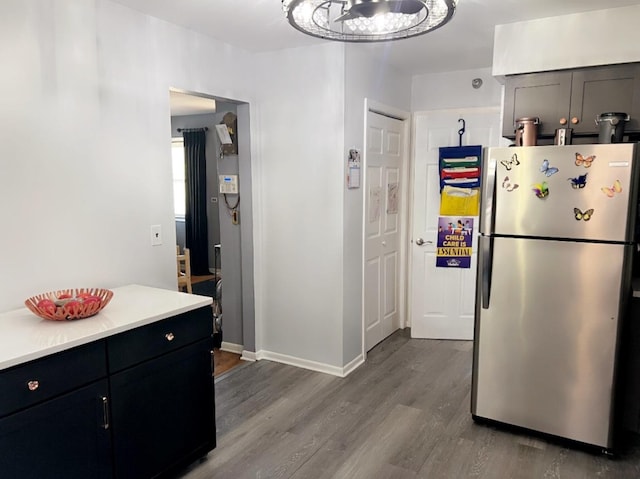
top-left (169, 88), bottom-right (255, 377)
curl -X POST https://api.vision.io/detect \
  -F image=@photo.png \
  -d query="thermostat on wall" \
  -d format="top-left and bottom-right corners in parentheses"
top-left (219, 175), bottom-right (239, 194)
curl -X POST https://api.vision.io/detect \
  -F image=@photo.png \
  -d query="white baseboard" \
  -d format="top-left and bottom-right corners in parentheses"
top-left (240, 350), bottom-right (257, 362)
top-left (253, 350), bottom-right (365, 377)
top-left (342, 353), bottom-right (365, 377)
top-left (220, 341), bottom-right (243, 355)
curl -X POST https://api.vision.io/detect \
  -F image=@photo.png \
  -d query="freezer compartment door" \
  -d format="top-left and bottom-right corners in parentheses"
top-left (486, 144), bottom-right (638, 242)
top-left (472, 236), bottom-right (629, 448)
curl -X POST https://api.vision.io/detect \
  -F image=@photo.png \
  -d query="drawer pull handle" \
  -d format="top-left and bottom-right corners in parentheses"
top-left (27, 380), bottom-right (39, 391)
top-left (165, 332), bottom-right (175, 341)
top-left (101, 396), bottom-right (110, 430)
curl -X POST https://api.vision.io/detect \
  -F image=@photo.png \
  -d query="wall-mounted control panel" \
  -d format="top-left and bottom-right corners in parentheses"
top-left (219, 175), bottom-right (239, 194)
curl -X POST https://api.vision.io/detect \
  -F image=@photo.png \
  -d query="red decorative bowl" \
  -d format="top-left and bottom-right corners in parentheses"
top-left (25, 288), bottom-right (114, 321)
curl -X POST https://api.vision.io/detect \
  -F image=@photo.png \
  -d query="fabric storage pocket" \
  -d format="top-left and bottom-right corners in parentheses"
top-left (440, 186), bottom-right (479, 216)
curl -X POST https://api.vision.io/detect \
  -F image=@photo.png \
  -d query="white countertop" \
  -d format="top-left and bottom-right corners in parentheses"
top-left (0, 284), bottom-right (212, 371)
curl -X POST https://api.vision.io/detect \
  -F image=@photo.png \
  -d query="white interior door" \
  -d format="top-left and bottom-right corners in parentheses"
top-left (364, 111), bottom-right (406, 351)
top-left (410, 108), bottom-right (505, 339)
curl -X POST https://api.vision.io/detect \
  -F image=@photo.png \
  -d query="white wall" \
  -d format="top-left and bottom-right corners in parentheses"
top-left (412, 68), bottom-right (502, 111)
top-left (252, 43), bottom-right (346, 367)
top-left (493, 5), bottom-right (640, 76)
top-left (343, 46), bottom-right (412, 363)
top-left (0, 0), bottom-right (254, 312)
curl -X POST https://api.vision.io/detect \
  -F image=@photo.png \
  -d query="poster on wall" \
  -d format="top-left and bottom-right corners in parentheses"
top-left (436, 216), bottom-right (474, 268)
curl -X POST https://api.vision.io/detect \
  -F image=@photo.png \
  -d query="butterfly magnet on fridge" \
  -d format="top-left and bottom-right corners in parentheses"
top-left (500, 153), bottom-right (520, 171)
top-left (601, 180), bottom-right (622, 198)
top-left (540, 159), bottom-right (559, 177)
top-left (574, 208), bottom-right (594, 221)
top-left (501, 176), bottom-right (519, 192)
top-left (575, 153), bottom-right (596, 168)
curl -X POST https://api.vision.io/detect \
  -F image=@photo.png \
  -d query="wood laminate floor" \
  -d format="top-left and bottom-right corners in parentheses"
top-left (179, 329), bottom-right (640, 479)
top-left (214, 349), bottom-right (243, 378)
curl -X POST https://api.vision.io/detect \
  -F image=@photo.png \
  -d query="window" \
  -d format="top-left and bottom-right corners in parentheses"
top-left (171, 138), bottom-right (185, 218)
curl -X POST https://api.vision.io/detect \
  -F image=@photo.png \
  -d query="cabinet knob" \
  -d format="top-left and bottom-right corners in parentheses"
top-left (571, 117), bottom-right (580, 125)
top-left (559, 117), bottom-right (568, 125)
top-left (27, 380), bottom-right (39, 391)
top-left (165, 332), bottom-right (175, 341)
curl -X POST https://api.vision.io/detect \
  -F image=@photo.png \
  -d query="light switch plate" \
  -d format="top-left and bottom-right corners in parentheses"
top-left (150, 225), bottom-right (162, 246)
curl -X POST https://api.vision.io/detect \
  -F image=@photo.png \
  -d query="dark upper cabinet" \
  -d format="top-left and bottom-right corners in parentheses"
top-left (503, 71), bottom-right (572, 138)
top-left (570, 64), bottom-right (640, 134)
top-left (503, 63), bottom-right (640, 138)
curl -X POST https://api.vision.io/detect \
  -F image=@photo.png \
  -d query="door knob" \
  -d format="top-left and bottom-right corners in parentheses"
top-left (415, 238), bottom-right (425, 245)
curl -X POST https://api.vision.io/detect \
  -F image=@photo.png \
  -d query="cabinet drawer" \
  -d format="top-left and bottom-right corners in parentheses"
top-left (107, 306), bottom-right (212, 373)
top-left (0, 341), bottom-right (107, 418)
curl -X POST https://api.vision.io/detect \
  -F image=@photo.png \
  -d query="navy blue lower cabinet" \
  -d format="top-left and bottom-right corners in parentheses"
top-left (0, 306), bottom-right (216, 479)
top-left (110, 338), bottom-right (216, 479)
top-left (0, 380), bottom-right (113, 479)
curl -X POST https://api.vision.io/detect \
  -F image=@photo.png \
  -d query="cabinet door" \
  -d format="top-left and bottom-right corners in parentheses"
top-left (503, 71), bottom-right (572, 138)
top-left (570, 64), bottom-right (640, 134)
top-left (0, 380), bottom-right (112, 479)
top-left (110, 338), bottom-right (216, 479)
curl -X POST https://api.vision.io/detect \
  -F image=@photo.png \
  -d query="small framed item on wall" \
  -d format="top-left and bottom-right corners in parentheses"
top-left (347, 148), bottom-right (361, 189)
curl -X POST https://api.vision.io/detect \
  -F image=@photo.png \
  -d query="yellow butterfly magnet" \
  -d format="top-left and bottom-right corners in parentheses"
top-left (601, 180), bottom-right (622, 198)
top-left (574, 208), bottom-right (594, 221)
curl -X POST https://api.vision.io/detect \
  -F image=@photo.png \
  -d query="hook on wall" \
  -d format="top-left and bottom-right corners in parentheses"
top-left (458, 118), bottom-right (466, 147)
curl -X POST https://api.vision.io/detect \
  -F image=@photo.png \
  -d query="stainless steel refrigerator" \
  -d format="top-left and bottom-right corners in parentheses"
top-left (471, 144), bottom-right (640, 450)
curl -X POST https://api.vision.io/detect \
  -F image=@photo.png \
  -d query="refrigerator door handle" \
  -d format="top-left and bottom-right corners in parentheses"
top-left (481, 155), bottom-right (497, 235)
top-left (481, 236), bottom-right (494, 309)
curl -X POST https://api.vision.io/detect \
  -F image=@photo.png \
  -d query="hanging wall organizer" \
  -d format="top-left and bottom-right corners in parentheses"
top-left (438, 145), bottom-right (482, 216)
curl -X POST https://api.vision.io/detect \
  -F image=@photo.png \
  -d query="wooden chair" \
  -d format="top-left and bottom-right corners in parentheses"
top-left (176, 246), bottom-right (193, 293)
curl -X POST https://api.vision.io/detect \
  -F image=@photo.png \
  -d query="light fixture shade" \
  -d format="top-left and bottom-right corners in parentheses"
top-left (282, 0), bottom-right (457, 42)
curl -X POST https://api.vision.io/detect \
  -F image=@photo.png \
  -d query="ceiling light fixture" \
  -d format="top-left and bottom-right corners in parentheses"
top-left (282, 0), bottom-right (457, 42)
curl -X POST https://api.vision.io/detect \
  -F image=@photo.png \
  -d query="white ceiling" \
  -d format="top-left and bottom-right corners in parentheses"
top-left (114, 0), bottom-right (640, 76)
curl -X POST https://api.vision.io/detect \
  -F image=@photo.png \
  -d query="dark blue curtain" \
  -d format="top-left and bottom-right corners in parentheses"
top-left (183, 129), bottom-right (209, 275)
